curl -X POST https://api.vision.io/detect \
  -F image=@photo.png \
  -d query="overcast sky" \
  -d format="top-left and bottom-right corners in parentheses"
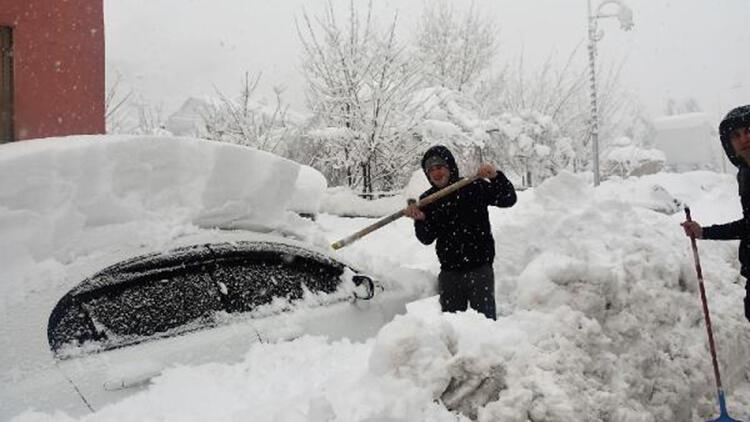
top-left (104, 0), bottom-right (750, 120)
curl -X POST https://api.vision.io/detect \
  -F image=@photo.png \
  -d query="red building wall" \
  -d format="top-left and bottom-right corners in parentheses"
top-left (0, 0), bottom-right (104, 140)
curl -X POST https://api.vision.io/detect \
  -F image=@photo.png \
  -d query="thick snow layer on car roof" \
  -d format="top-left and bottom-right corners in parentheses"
top-left (0, 135), bottom-right (323, 295)
top-left (288, 165), bottom-right (327, 214)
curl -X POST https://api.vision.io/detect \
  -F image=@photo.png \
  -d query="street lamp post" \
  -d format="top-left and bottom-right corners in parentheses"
top-left (587, 0), bottom-right (633, 186)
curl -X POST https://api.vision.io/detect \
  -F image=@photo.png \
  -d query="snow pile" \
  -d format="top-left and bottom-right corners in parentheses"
top-left (603, 136), bottom-right (666, 178)
top-left (489, 171), bottom-right (749, 420)
top-left (319, 186), bottom-right (406, 218)
top-left (288, 165), bottom-right (328, 215)
top-left (317, 169), bottom-right (430, 218)
top-left (596, 171), bottom-right (734, 218)
top-left (12, 168), bottom-right (750, 421)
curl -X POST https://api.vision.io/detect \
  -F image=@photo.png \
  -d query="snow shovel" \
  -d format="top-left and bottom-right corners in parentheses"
top-left (330, 175), bottom-right (480, 250)
top-left (685, 207), bottom-right (742, 422)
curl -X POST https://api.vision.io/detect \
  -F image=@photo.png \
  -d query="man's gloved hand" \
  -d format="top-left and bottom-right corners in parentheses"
top-left (404, 198), bottom-right (425, 220)
top-left (681, 220), bottom-right (703, 239)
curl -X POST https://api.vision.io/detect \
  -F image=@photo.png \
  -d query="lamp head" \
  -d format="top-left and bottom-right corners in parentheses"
top-left (595, 0), bottom-right (635, 31)
top-left (617, 6), bottom-right (634, 30)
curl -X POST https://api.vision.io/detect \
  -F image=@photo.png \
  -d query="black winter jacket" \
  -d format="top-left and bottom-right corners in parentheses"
top-left (414, 146), bottom-right (516, 270)
top-left (702, 105), bottom-right (750, 278)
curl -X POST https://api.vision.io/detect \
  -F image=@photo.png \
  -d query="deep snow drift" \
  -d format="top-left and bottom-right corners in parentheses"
top-left (3, 136), bottom-right (750, 421)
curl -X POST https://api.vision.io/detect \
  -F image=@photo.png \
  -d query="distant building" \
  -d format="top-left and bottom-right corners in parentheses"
top-left (653, 112), bottom-right (728, 172)
top-left (0, 0), bottom-right (105, 142)
top-left (165, 97), bottom-right (213, 136)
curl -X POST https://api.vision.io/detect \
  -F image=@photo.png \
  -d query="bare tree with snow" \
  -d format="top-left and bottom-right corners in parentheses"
top-left (414, 0), bottom-right (496, 93)
top-left (104, 71), bottom-right (133, 134)
top-left (131, 97), bottom-right (169, 136)
top-left (199, 71), bottom-right (298, 154)
top-left (297, 0), bottom-right (424, 196)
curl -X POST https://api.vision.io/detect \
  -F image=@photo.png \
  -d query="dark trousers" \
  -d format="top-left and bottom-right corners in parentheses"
top-left (438, 263), bottom-right (496, 320)
top-left (745, 279), bottom-right (750, 322)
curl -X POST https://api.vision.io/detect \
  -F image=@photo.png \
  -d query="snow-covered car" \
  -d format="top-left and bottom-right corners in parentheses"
top-left (4, 235), bottom-right (415, 418)
top-left (0, 136), bottom-right (424, 419)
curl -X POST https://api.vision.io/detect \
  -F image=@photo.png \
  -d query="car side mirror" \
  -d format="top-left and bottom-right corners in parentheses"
top-left (351, 274), bottom-right (375, 300)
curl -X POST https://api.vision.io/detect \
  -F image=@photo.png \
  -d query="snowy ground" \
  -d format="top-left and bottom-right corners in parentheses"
top-left (4, 136), bottom-right (750, 421)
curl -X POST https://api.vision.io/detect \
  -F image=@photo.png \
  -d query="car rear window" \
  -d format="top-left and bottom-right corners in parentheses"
top-left (48, 241), bottom-right (348, 357)
top-left (83, 272), bottom-right (223, 338)
top-left (209, 249), bottom-right (342, 313)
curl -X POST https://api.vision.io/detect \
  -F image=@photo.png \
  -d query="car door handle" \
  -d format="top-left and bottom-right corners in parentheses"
top-left (103, 369), bottom-right (162, 391)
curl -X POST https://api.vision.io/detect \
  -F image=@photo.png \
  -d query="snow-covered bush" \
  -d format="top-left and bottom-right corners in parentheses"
top-left (602, 136), bottom-right (666, 179)
top-left (405, 88), bottom-right (575, 188)
top-left (410, 87), bottom-right (491, 175)
top-left (484, 111), bottom-right (575, 187)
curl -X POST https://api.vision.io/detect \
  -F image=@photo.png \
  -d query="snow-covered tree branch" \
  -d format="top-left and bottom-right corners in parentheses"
top-left (198, 71), bottom-right (299, 155)
top-left (414, 0), bottom-right (496, 93)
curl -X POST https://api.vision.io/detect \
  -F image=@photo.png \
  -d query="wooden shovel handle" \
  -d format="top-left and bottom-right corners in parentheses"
top-left (331, 175), bottom-right (480, 250)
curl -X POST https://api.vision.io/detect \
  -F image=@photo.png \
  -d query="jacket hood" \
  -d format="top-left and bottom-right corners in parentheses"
top-left (421, 145), bottom-right (460, 187)
top-left (719, 105), bottom-right (750, 168)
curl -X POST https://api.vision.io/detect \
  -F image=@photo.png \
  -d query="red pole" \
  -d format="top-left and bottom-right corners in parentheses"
top-left (685, 207), bottom-right (723, 393)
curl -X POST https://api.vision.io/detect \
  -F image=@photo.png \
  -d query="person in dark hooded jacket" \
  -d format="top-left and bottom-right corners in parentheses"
top-left (681, 104), bottom-right (750, 321)
top-left (404, 145), bottom-right (517, 320)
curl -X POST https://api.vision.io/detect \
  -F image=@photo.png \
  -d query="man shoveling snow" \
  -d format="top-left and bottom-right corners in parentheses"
top-left (682, 104), bottom-right (750, 322)
top-left (404, 145), bottom-right (517, 320)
